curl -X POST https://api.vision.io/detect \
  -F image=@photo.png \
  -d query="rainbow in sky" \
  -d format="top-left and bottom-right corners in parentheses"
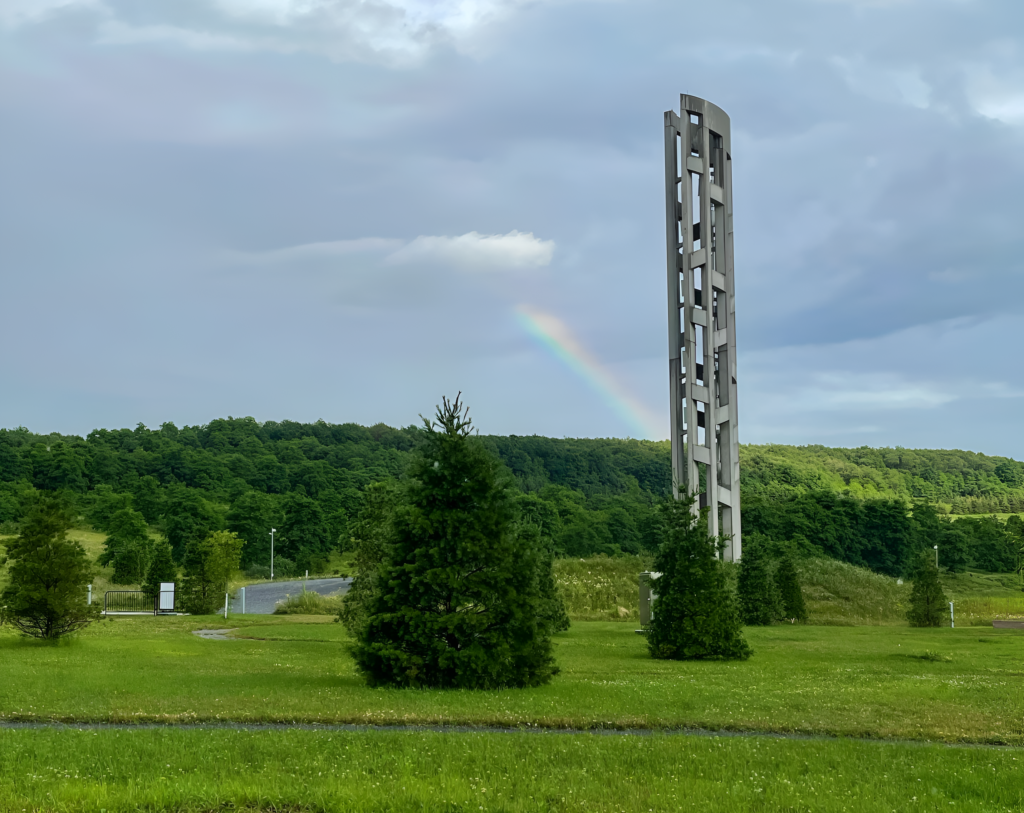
top-left (515, 304), bottom-right (665, 440)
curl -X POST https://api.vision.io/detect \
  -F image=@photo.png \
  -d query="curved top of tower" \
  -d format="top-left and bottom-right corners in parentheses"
top-left (679, 95), bottom-right (731, 150)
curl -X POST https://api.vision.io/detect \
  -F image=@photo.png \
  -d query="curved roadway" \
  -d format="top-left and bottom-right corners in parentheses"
top-left (233, 577), bottom-right (352, 615)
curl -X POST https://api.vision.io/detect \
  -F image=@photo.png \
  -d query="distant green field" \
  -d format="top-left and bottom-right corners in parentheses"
top-left (2, 619), bottom-right (1023, 744)
top-left (951, 513), bottom-right (1024, 521)
top-left (2, 726), bottom-right (1022, 813)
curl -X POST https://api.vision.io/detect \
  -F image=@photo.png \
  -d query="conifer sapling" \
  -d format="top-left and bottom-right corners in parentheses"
top-left (646, 495), bottom-right (750, 661)
top-left (774, 552), bottom-right (807, 622)
top-left (737, 539), bottom-right (782, 626)
top-left (907, 549), bottom-right (949, 627)
top-left (0, 495), bottom-right (97, 639)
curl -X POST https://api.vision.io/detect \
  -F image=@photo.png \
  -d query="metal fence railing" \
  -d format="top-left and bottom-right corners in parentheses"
top-left (103, 590), bottom-right (178, 615)
top-left (104, 591), bottom-right (153, 614)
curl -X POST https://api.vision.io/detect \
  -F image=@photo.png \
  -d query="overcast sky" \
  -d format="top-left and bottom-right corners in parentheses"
top-left (2, 0), bottom-right (1023, 457)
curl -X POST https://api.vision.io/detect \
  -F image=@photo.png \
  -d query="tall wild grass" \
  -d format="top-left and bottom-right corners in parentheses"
top-left (273, 588), bottom-right (344, 615)
top-left (555, 554), bottom-right (1024, 626)
top-left (553, 555), bottom-right (652, 621)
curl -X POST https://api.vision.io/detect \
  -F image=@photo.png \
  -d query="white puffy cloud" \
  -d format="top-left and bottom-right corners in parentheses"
top-left (385, 230), bottom-right (555, 270)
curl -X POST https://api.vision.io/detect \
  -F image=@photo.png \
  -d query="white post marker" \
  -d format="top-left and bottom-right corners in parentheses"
top-left (240, 587), bottom-right (245, 615)
top-left (224, 592), bottom-right (229, 620)
top-left (950, 601), bottom-right (955, 628)
top-left (87, 585), bottom-right (92, 606)
top-left (934, 544), bottom-right (939, 568)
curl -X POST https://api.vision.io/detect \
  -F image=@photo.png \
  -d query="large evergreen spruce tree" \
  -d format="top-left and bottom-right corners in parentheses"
top-left (774, 553), bottom-right (807, 622)
top-left (0, 495), bottom-right (97, 639)
top-left (907, 549), bottom-right (949, 627)
top-left (352, 395), bottom-right (558, 689)
top-left (737, 541), bottom-right (781, 625)
top-left (647, 496), bottom-right (750, 661)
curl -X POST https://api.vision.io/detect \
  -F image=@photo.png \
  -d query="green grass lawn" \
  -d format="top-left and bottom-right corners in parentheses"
top-left (2, 726), bottom-right (1022, 812)
top-left (2, 619), bottom-right (1023, 744)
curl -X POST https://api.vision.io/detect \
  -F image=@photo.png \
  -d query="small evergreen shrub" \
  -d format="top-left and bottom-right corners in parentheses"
top-left (0, 495), bottom-right (97, 639)
top-left (907, 550), bottom-right (949, 627)
top-left (774, 554), bottom-right (807, 622)
top-left (737, 540), bottom-right (781, 625)
top-left (646, 496), bottom-right (750, 661)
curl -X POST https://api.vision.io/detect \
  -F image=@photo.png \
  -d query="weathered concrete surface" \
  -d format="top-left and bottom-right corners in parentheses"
top-left (664, 95), bottom-right (742, 560)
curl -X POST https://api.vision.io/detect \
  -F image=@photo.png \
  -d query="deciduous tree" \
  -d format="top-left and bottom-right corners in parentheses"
top-left (180, 530), bottom-right (243, 615)
top-left (99, 507), bottom-right (152, 584)
top-left (142, 541), bottom-right (178, 604)
top-left (226, 491), bottom-right (281, 567)
top-left (279, 491), bottom-right (331, 575)
top-left (163, 485), bottom-right (220, 562)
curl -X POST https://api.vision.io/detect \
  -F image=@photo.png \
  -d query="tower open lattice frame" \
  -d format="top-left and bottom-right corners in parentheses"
top-left (664, 95), bottom-right (741, 561)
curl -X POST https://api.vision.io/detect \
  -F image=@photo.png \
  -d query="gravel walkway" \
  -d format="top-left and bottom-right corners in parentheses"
top-left (0, 720), bottom-right (1015, 748)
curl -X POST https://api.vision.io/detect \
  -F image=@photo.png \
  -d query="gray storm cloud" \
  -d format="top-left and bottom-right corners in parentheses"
top-left (1, 0), bottom-right (1022, 455)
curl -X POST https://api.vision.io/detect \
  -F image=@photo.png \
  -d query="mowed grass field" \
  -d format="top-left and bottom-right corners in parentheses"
top-left (4, 545), bottom-right (1024, 810)
top-left (2, 618), bottom-right (1023, 744)
top-left (2, 726), bottom-right (1023, 812)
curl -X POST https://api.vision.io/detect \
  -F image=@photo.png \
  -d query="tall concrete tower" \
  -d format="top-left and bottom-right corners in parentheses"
top-left (664, 95), bottom-right (741, 561)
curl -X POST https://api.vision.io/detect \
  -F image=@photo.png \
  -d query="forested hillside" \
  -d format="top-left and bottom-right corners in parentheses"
top-left (742, 444), bottom-right (1024, 512)
top-left (0, 417), bottom-right (1022, 577)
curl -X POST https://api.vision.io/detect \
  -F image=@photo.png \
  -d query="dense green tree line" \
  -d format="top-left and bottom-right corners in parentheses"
top-left (0, 418), bottom-right (1022, 575)
top-left (745, 493), bottom-right (1024, 577)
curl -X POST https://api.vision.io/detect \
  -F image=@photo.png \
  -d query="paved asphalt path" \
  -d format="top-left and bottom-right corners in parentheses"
top-left (234, 577), bottom-right (352, 615)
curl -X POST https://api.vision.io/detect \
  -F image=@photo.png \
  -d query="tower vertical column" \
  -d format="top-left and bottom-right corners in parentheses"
top-left (664, 95), bottom-right (742, 561)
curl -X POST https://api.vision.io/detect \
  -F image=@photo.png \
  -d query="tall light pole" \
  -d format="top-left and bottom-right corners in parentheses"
top-left (270, 528), bottom-right (276, 580)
